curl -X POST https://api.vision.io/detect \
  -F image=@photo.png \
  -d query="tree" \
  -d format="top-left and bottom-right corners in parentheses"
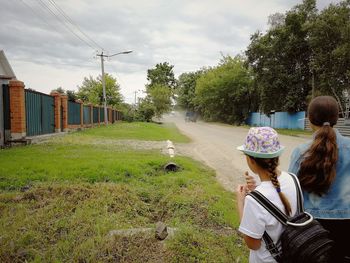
top-left (51, 86), bottom-right (65, 94)
top-left (66, 90), bottom-right (77, 101)
top-left (76, 74), bottom-right (123, 106)
top-left (147, 84), bottom-right (172, 119)
top-left (144, 62), bottom-right (175, 119)
top-left (195, 55), bottom-right (256, 124)
top-left (308, 0), bottom-right (350, 115)
top-left (246, 0), bottom-right (317, 113)
top-left (146, 62), bottom-right (176, 91)
top-left (136, 97), bottom-right (155, 122)
top-left (176, 70), bottom-right (205, 111)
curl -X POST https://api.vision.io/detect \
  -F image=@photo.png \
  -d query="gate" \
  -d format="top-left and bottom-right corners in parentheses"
top-left (25, 89), bottom-right (55, 136)
top-left (1, 84), bottom-right (11, 146)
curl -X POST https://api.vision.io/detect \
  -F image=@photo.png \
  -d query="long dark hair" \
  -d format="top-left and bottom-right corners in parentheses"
top-left (251, 156), bottom-right (292, 216)
top-left (298, 96), bottom-right (339, 196)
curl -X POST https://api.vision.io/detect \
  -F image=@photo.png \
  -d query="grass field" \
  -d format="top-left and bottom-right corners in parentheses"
top-left (73, 122), bottom-right (191, 142)
top-left (0, 122), bottom-right (248, 262)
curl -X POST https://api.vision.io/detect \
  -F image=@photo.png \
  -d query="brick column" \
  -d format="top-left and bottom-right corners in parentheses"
top-left (76, 99), bottom-right (83, 128)
top-left (50, 91), bottom-right (61, 132)
top-left (60, 95), bottom-right (68, 132)
top-left (9, 80), bottom-right (26, 139)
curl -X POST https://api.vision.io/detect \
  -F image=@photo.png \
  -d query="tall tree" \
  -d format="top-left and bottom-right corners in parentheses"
top-left (176, 70), bottom-right (205, 111)
top-left (195, 55), bottom-right (256, 124)
top-left (246, 0), bottom-right (317, 113)
top-left (146, 62), bottom-right (176, 91)
top-left (76, 74), bottom-right (123, 106)
top-left (144, 62), bottom-right (175, 119)
top-left (308, 0), bottom-right (350, 115)
top-left (147, 84), bottom-right (172, 119)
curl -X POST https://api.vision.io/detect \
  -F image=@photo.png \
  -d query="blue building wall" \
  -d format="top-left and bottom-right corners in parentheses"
top-left (246, 111), bottom-right (306, 130)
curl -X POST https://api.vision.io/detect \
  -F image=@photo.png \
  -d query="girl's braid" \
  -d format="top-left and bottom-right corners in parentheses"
top-left (254, 157), bottom-right (292, 216)
top-left (267, 158), bottom-right (292, 216)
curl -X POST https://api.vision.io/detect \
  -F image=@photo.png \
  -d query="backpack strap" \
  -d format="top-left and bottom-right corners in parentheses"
top-left (288, 172), bottom-right (304, 214)
top-left (262, 232), bottom-right (282, 262)
top-left (248, 191), bottom-right (288, 225)
top-left (247, 172), bottom-right (304, 224)
top-left (247, 172), bottom-right (304, 263)
top-left (247, 191), bottom-right (286, 262)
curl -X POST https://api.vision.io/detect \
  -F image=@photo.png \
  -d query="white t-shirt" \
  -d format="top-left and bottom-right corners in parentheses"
top-left (238, 171), bottom-right (298, 263)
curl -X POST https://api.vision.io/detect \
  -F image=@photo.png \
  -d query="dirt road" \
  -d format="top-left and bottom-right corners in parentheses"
top-left (163, 113), bottom-right (310, 192)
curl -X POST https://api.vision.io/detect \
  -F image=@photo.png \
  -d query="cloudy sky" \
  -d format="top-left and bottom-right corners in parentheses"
top-left (0, 0), bottom-right (339, 103)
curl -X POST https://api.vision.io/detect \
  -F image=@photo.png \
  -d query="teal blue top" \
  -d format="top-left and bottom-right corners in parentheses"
top-left (288, 129), bottom-right (350, 219)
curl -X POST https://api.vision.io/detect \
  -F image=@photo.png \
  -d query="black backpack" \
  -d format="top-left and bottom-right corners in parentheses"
top-left (248, 173), bottom-right (334, 263)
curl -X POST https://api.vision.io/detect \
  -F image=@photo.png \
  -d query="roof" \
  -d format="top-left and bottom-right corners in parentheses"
top-left (0, 50), bottom-right (16, 80)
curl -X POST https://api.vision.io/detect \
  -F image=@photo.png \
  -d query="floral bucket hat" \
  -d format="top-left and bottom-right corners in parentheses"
top-left (237, 127), bottom-right (285, 158)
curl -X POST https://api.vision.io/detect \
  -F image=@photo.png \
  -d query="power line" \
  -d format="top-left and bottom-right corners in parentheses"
top-left (47, 0), bottom-right (104, 51)
top-left (36, 0), bottom-right (97, 51)
top-left (18, 0), bottom-right (62, 32)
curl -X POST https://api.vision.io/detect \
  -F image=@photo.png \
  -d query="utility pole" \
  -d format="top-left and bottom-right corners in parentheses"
top-left (96, 51), bottom-right (108, 125)
top-left (134, 90), bottom-right (137, 105)
top-left (96, 50), bottom-right (133, 125)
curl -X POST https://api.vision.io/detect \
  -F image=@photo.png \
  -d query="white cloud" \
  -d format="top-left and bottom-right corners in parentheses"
top-left (0, 0), bottom-right (341, 103)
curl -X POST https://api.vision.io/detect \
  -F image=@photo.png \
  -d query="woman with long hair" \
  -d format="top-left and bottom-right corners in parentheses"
top-left (289, 95), bottom-right (350, 262)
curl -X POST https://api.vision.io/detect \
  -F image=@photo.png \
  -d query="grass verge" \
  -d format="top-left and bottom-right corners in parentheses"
top-left (242, 125), bottom-right (312, 137)
top-left (0, 122), bottom-right (248, 262)
top-left (73, 121), bottom-right (191, 143)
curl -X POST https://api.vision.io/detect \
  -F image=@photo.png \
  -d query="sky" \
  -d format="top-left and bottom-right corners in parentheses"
top-left (0, 0), bottom-right (340, 103)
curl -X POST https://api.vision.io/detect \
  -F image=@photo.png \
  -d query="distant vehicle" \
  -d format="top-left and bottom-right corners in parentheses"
top-left (185, 111), bottom-right (197, 122)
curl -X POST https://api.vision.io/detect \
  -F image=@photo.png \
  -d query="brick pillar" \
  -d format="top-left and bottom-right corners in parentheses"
top-left (50, 91), bottom-right (61, 132)
top-left (9, 80), bottom-right (26, 139)
top-left (76, 99), bottom-right (83, 128)
top-left (60, 95), bottom-right (68, 132)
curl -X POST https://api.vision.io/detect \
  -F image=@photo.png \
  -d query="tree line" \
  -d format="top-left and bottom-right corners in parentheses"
top-left (53, 0), bottom-right (349, 124)
top-left (177, 0), bottom-right (350, 124)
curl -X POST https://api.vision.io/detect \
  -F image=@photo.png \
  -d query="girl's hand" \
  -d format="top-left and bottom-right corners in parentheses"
top-left (236, 184), bottom-right (247, 220)
top-left (236, 184), bottom-right (247, 204)
top-left (245, 171), bottom-right (257, 192)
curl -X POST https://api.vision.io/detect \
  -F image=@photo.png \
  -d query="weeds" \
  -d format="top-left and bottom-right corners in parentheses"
top-left (0, 122), bottom-right (248, 262)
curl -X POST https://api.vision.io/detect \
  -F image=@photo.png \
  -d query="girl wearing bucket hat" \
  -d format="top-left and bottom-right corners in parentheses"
top-left (289, 96), bottom-right (350, 262)
top-left (236, 127), bottom-right (299, 263)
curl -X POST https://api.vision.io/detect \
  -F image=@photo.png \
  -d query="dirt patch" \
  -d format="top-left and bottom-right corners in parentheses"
top-left (97, 233), bottom-right (173, 263)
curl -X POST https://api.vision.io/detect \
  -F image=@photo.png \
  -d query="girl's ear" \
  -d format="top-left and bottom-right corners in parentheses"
top-left (246, 155), bottom-right (256, 172)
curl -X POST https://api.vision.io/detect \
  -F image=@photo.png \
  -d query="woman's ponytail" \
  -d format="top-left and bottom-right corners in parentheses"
top-left (298, 96), bottom-right (339, 196)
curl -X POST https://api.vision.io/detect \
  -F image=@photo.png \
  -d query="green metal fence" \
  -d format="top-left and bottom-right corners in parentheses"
top-left (83, 105), bottom-right (90, 124)
top-left (68, 101), bottom-right (81, 125)
top-left (100, 107), bottom-right (105, 122)
top-left (2, 84), bottom-right (10, 130)
top-left (25, 89), bottom-right (55, 136)
top-left (93, 107), bottom-right (98, 123)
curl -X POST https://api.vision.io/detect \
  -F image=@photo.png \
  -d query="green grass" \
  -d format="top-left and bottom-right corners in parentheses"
top-left (73, 121), bottom-right (191, 142)
top-left (0, 122), bottom-right (248, 262)
top-left (243, 125), bottom-right (312, 137)
top-left (274, 128), bottom-right (312, 137)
